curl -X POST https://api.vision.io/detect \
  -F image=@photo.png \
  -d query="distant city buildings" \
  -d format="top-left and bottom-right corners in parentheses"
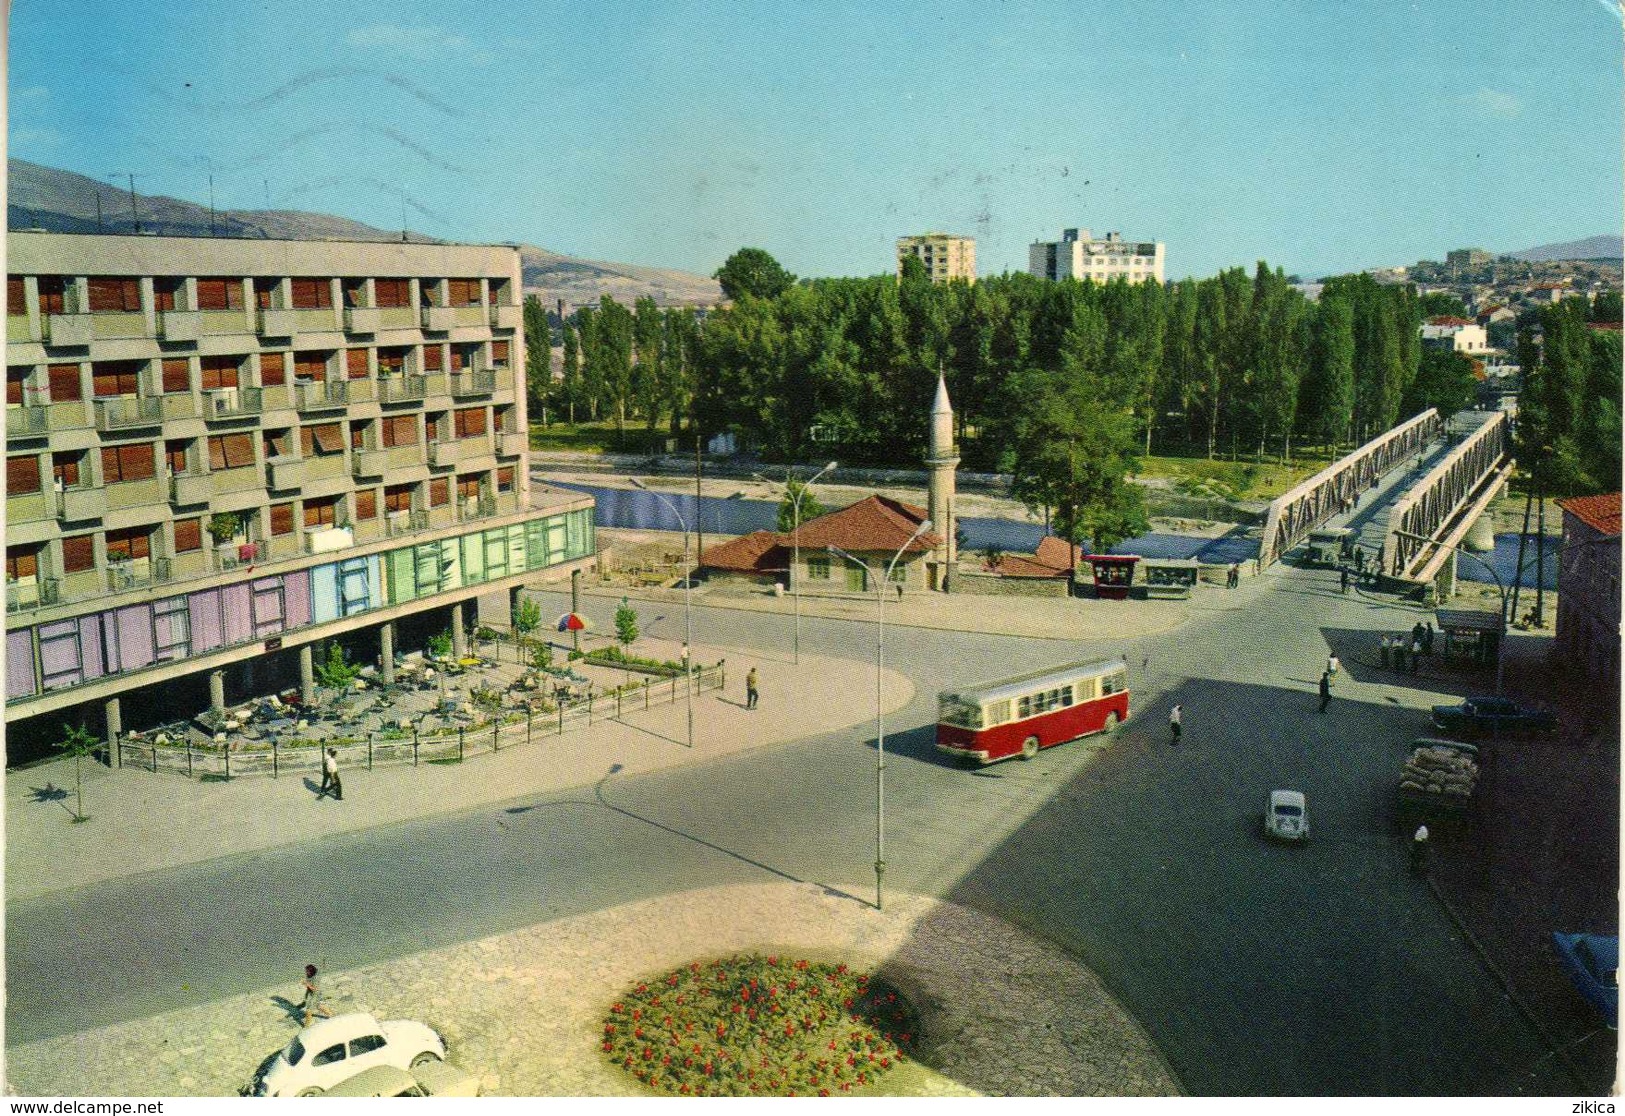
top-left (1420, 316), bottom-right (1489, 354)
top-left (1446, 248), bottom-right (1492, 272)
top-left (1028, 229), bottom-right (1164, 285)
top-left (896, 233), bottom-right (976, 284)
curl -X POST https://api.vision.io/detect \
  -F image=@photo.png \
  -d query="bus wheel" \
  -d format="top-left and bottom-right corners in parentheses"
top-left (1104, 711), bottom-right (1119, 732)
top-left (1020, 736), bottom-right (1040, 760)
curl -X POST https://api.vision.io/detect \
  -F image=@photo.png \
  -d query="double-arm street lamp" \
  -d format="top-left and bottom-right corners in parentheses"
top-left (829, 517), bottom-right (933, 912)
top-left (630, 478), bottom-right (695, 750)
top-left (753, 461), bottom-right (837, 665)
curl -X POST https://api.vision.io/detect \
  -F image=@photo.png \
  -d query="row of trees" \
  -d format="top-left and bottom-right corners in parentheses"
top-left (1515, 298), bottom-right (1622, 496)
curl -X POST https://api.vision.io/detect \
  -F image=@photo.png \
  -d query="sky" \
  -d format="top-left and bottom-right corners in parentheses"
top-left (9, 0), bottom-right (1623, 282)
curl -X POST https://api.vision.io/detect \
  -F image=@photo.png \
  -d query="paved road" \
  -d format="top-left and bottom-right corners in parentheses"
top-left (6, 565), bottom-right (1574, 1094)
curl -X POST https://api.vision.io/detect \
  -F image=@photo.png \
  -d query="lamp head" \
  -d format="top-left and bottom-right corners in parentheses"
top-left (824, 460), bottom-right (837, 472)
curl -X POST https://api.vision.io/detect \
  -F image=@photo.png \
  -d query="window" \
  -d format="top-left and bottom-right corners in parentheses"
top-left (294, 351), bottom-right (329, 381)
top-left (489, 278), bottom-right (510, 306)
top-left (7, 365), bottom-right (27, 405)
top-left (304, 496), bottom-right (339, 528)
top-left (53, 452), bottom-right (82, 488)
top-left (497, 465), bottom-right (515, 492)
top-left (290, 278), bottom-right (332, 309)
top-left (100, 443), bottom-right (156, 483)
top-left (491, 340), bottom-right (510, 367)
top-left (457, 473), bottom-right (482, 500)
top-left (48, 363), bottom-right (82, 402)
top-left (7, 455), bottom-right (42, 494)
top-left (166, 440), bottom-right (189, 475)
top-left (206, 433), bottom-right (255, 471)
top-left (62, 535), bottom-right (95, 573)
top-left (374, 278), bottom-right (409, 308)
top-left (172, 518), bottom-right (202, 553)
top-left (1101, 670), bottom-right (1124, 696)
top-left (349, 1035), bottom-right (386, 1058)
top-left (1018, 695), bottom-right (1031, 719)
top-left (154, 278), bottom-right (183, 312)
top-left (38, 277), bottom-right (68, 316)
top-left (92, 361), bottom-right (142, 398)
top-left (807, 556), bottom-right (831, 580)
top-left (381, 414), bottom-right (418, 448)
top-left (310, 1044), bottom-right (346, 1069)
top-left (350, 421), bottom-right (368, 450)
top-left (454, 407), bottom-right (487, 437)
top-left (87, 277), bottom-right (141, 312)
top-left (269, 502), bottom-right (295, 536)
top-left (254, 278), bottom-right (278, 309)
top-left (377, 347), bottom-right (407, 376)
top-left (421, 344), bottom-right (443, 372)
top-left (195, 278), bottom-right (243, 311)
top-left (161, 359), bottom-right (191, 394)
top-left (259, 352), bottom-right (287, 387)
top-left (447, 278), bottom-right (481, 306)
top-left (384, 483), bottom-right (413, 513)
top-left (105, 526), bottom-right (153, 561)
top-left (889, 563), bottom-right (906, 584)
top-left (262, 429), bottom-right (292, 460)
top-left (986, 699), bottom-right (1012, 726)
top-left (354, 488), bottom-right (378, 520)
top-left (300, 423), bottom-right (343, 456)
top-left (494, 406), bottom-right (514, 433)
top-left (200, 356), bottom-right (240, 390)
top-left (345, 348), bottom-right (369, 379)
top-left (342, 279), bottom-right (366, 308)
top-left (7, 277), bottom-right (24, 316)
top-left (426, 412), bottom-right (447, 441)
top-left (7, 544), bottom-right (42, 581)
top-left (451, 344), bottom-right (478, 372)
top-left (429, 477), bottom-right (450, 507)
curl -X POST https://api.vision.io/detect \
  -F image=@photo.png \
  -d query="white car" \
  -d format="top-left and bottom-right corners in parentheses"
top-left (251, 1012), bottom-right (446, 1097)
top-left (1264, 789), bottom-right (1309, 842)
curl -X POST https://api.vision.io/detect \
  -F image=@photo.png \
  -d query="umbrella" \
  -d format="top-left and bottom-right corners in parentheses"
top-left (556, 612), bottom-right (592, 632)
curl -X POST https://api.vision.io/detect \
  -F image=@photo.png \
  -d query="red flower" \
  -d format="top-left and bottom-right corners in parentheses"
top-left (637, 983), bottom-right (648, 993)
top-left (611, 1002), bottom-right (624, 1013)
top-left (602, 1042), bottom-right (613, 1052)
top-left (604, 1024), bottom-right (616, 1034)
top-left (768, 955), bottom-right (778, 966)
top-left (819, 1089), bottom-right (831, 1097)
top-left (632, 1009), bottom-right (642, 1021)
top-left (662, 1054), bottom-right (672, 1066)
top-left (740, 988), bottom-right (750, 1001)
top-left (633, 1027), bottom-right (644, 1039)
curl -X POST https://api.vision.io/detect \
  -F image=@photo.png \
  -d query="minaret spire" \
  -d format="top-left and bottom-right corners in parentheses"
top-left (925, 367), bottom-right (959, 591)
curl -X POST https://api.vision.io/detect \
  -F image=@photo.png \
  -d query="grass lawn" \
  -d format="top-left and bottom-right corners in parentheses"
top-left (531, 420), bottom-right (675, 455)
top-left (1136, 451), bottom-right (1334, 502)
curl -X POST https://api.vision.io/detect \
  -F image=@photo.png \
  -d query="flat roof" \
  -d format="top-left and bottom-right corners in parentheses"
top-left (940, 658), bottom-right (1125, 705)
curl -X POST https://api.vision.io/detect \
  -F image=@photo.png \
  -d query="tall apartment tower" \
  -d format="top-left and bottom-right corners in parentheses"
top-left (4, 231), bottom-right (595, 748)
top-left (925, 371), bottom-right (958, 592)
top-left (1028, 229), bottom-right (1165, 285)
top-left (897, 233), bottom-right (976, 284)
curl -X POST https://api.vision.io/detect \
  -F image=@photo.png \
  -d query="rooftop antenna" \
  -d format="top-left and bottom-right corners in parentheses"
top-left (94, 191), bottom-right (104, 232)
top-left (401, 189), bottom-right (409, 242)
top-left (105, 173), bottom-right (144, 232)
top-left (208, 173), bottom-right (218, 236)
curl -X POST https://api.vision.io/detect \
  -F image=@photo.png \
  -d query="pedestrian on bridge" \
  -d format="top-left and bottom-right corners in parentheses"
top-left (1353, 544), bottom-right (1365, 572)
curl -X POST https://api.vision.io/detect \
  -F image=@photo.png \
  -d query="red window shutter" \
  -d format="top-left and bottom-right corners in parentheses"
top-left (207, 437), bottom-right (226, 472)
top-left (167, 441), bottom-right (188, 473)
top-left (201, 357), bottom-right (239, 390)
top-left (458, 473), bottom-right (480, 499)
top-left (260, 352), bottom-right (286, 386)
top-left (123, 443), bottom-right (156, 481)
top-left (422, 344), bottom-right (443, 371)
top-left (196, 279), bottom-right (229, 311)
top-left (346, 349), bottom-right (369, 379)
top-left (62, 535), bottom-right (95, 573)
top-left (155, 279), bottom-right (181, 312)
top-left (375, 279), bottom-right (408, 308)
top-left (497, 466), bottom-right (515, 491)
top-left (295, 352), bottom-right (327, 380)
top-left (53, 453), bottom-right (81, 487)
top-left (291, 278), bottom-right (331, 309)
top-left (378, 348), bottom-right (405, 374)
top-left (88, 277), bottom-right (140, 312)
top-left (313, 424), bottom-right (343, 454)
top-left (7, 455), bottom-right (41, 494)
top-left (263, 429), bottom-right (290, 458)
top-left (38, 277), bottom-right (67, 316)
top-left (8, 545), bottom-right (40, 579)
top-left (222, 434), bottom-right (254, 468)
top-left (6, 366), bottom-right (26, 405)
top-left (7, 277), bottom-right (25, 316)
top-left (350, 423), bottom-right (366, 449)
top-left (270, 503), bottom-right (295, 535)
top-left (48, 363), bottom-right (82, 401)
top-left (299, 426), bottom-right (314, 456)
top-left (385, 484), bottom-right (412, 512)
top-left (100, 445), bottom-right (122, 482)
top-left (492, 340), bottom-right (510, 364)
top-left (173, 518), bottom-right (202, 553)
top-left (354, 489), bottom-right (377, 520)
top-left (429, 478), bottom-right (449, 506)
top-left (458, 407), bottom-right (487, 437)
top-left (162, 359), bottom-right (191, 394)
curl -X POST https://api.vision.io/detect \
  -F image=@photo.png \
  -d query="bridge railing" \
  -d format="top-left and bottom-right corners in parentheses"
top-left (1383, 409), bottom-right (1514, 580)
top-left (1259, 409), bottom-right (1441, 569)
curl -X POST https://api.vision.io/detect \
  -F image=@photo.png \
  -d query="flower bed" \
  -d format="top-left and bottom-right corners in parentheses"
top-left (601, 954), bottom-right (916, 1096)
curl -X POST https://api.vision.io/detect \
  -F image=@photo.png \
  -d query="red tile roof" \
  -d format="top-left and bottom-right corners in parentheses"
top-left (982, 536), bottom-right (1076, 579)
top-left (1427, 316), bottom-right (1474, 327)
top-left (699, 531), bottom-right (787, 573)
top-left (1588, 320), bottom-right (1623, 331)
top-left (1558, 493), bottom-right (1622, 536)
top-left (787, 495), bottom-right (941, 555)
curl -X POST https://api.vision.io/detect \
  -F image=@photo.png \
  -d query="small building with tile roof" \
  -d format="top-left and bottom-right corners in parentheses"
top-left (699, 495), bottom-right (942, 595)
top-left (1555, 492), bottom-right (1621, 693)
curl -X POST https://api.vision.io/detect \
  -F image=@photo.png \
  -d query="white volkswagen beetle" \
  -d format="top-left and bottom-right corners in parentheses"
top-left (1265, 789), bottom-right (1310, 842)
top-left (251, 1012), bottom-right (446, 1097)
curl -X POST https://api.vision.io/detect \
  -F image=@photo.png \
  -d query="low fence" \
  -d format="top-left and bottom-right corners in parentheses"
top-left (113, 663), bottom-right (726, 780)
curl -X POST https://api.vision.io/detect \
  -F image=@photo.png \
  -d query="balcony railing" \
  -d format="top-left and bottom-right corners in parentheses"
top-left (461, 495), bottom-right (497, 520)
top-left (496, 430), bottom-right (528, 456)
top-left (45, 314), bottom-right (94, 346)
top-left (294, 379), bottom-right (348, 411)
top-left (58, 486), bottom-right (104, 520)
top-left (169, 473), bottom-right (213, 506)
top-left (490, 303), bottom-right (522, 330)
top-left (378, 375), bottom-right (427, 404)
top-left (7, 406), bottom-right (47, 436)
top-left (449, 370), bottom-right (496, 396)
top-left (343, 307), bottom-right (381, 334)
top-left (385, 509), bottom-right (430, 536)
top-left (6, 577), bottom-right (60, 613)
top-left (420, 305), bottom-right (456, 332)
top-left (158, 311), bottom-right (201, 342)
top-left (203, 386), bottom-right (264, 419)
top-left (214, 541), bottom-right (266, 571)
top-left (94, 395), bottom-right (164, 430)
top-left (106, 557), bottom-right (171, 593)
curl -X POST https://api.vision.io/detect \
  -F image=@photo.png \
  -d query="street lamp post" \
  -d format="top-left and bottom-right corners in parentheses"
top-left (829, 518), bottom-right (932, 912)
top-left (754, 461), bottom-right (837, 665)
top-left (630, 478), bottom-right (695, 749)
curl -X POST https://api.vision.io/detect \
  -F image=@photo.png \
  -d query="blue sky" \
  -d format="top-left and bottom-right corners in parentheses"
top-left (10, 1), bottom-right (1622, 281)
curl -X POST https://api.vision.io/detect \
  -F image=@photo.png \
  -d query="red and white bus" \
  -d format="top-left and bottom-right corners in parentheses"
top-left (935, 658), bottom-right (1130, 764)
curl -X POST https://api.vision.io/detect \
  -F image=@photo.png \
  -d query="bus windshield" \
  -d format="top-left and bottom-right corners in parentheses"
top-left (938, 694), bottom-right (983, 729)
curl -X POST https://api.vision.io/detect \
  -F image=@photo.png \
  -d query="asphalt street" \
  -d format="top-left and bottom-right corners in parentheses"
top-left (5, 564), bottom-right (1576, 1094)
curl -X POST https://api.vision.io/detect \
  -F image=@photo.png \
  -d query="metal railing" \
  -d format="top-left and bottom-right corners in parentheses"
top-left (7, 406), bottom-right (47, 435)
top-left (378, 375), bottom-right (427, 404)
top-left (94, 395), bottom-right (164, 430)
top-left (294, 380), bottom-right (347, 410)
top-left (450, 370), bottom-right (496, 396)
top-left (6, 577), bottom-right (59, 613)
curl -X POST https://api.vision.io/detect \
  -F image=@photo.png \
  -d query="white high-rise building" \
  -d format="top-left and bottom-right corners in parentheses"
top-left (1028, 229), bottom-right (1164, 285)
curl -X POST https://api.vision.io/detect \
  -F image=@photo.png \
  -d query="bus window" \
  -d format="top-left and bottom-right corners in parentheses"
top-left (1076, 677), bottom-right (1099, 701)
top-left (987, 700), bottom-right (1011, 726)
top-left (939, 695), bottom-right (982, 729)
top-left (1101, 670), bottom-right (1125, 696)
top-left (1061, 684), bottom-right (1074, 707)
top-left (1018, 695), bottom-right (1032, 719)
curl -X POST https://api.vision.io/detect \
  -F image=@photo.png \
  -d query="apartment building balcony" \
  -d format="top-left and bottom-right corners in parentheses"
top-left (460, 495), bottom-right (497, 522)
top-left (159, 392), bottom-right (202, 420)
top-left (305, 526), bottom-right (355, 555)
top-left (352, 443), bottom-right (422, 477)
top-left (209, 463), bottom-right (267, 498)
top-left (94, 395), bottom-right (163, 431)
top-left (202, 386), bottom-right (264, 419)
top-left (493, 491), bottom-right (520, 516)
top-left (420, 306), bottom-right (457, 332)
top-left (449, 370), bottom-right (496, 397)
top-left (420, 372), bottom-right (450, 397)
top-left (449, 306), bottom-right (487, 328)
top-left (427, 436), bottom-right (491, 468)
top-left (168, 550), bottom-right (208, 581)
top-left (378, 375), bottom-right (427, 404)
top-left (490, 303), bottom-right (522, 330)
top-left (169, 472), bottom-right (214, 506)
top-left (214, 540), bottom-right (266, 572)
top-left (60, 569), bottom-right (103, 602)
top-left (258, 307), bottom-right (338, 337)
top-left (6, 576), bottom-right (60, 614)
top-left (105, 476), bottom-right (167, 512)
top-left (44, 314), bottom-right (94, 346)
top-left (268, 454), bottom-right (347, 490)
top-left (259, 384), bottom-right (292, 412)
top-left (7, 405), bottom-right (47, 437)
top-left (427, 505), bottom-right (456, 529)
top-left (92, 312), bottom-right (150, 340)
top-left (107, 556), bottom-right (173, 593)
top-left (7, 491), bottom-right (51, 525)
top-left (266, 534), bottom-right (302, 561)
top-left (344, 307), bottom-right (381, 335)
top-left (352, 517), bottom-right (386, 544)
top-left (199, 309), bottom-right (253, 336)
top-left (59, 486), bottom-right (105, 520)
top-left (342, 378), bottom-right (376, 404)
top-left (386, 509), bottom-right (429, 537)
top-left (8, 314), bottom-right (40, 344)
top-left (158, 310), bottom-right (201, 342)
top-left (377, 306), bottom-right (417, 332)
top-left (496, 430), bottom-right (528, 457)
top-left (294, 379), bottom-right (348, 411)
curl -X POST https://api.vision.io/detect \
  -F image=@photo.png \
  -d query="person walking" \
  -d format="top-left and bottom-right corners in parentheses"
top-left (1169, 704), bottom-right (1182, 744)
top-left (1392, 638), bottom-right (1406, 673)
top-left (1423, 621), bottom-right (1435, 656)
top-left (1410, 824), bottom-right (1430, 873)
top-left (1326, 653), bottom-right (1340, 681)
top-left (1410, 637), bottom-right (1422, 674)
top-left (301, 964), bottom-right (332, 1027)
top-left (745, 667), bottom-right (759, 710)
top-left (1227, 563), bottom-right (1239, 589)
top-left (1353, 544), bottom-right (1364, 572)
top-left (319, 747), bottom-right (342, 801)
top-left (1339, 567), bottom-right (1350, 594)
top-left (1318, 671), bottom-right (1332, 713)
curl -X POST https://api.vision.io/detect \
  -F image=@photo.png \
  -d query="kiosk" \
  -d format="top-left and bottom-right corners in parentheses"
top-left (1139, 557), bottom-right (1200, 599)
top-left (1084, 554), bottom-right (1140, 600)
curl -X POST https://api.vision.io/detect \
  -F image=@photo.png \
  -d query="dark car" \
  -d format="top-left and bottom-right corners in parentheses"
top-left (1430, 695), bottom-right (1557, 738)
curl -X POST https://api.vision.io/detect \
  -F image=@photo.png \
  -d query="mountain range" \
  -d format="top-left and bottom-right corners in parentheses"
top-left (6, 160), bottom-right (722, 310)
top-left (1503, 235), bottom-right (1623, 263)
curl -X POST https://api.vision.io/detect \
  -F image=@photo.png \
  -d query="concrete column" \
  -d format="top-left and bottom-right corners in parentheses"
top-left (450, 601), bottom-right (467, 660)
top-left (380, 621), bottom-right (396, 686)
top-left (299, 645), bottom-right (315, 705)
top-left (209, 670), bottom-right (226, 716)
top-left (104, 697), bottom-right (123, 768)
top-left (571, 568), bottom-right (582, 652)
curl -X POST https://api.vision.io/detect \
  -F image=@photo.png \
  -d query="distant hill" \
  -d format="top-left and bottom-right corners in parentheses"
top-left (6, 159), bottom-right (720, 309)
top-left (1504, 235), bottom-right (1623, 262)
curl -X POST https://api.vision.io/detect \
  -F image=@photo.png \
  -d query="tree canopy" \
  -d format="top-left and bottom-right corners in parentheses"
top-left (714, 247), bottom-right (797, 302)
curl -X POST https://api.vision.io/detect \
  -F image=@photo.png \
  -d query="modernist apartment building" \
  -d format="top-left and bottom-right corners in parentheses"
top-left (896, 233), bottom-right (976, 284)
top-left (4, 231), bottom-right (594, 744)
top-left (1028, 229), bottom-right (1165, 285)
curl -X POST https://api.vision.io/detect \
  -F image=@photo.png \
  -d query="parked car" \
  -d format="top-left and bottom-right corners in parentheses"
top-left (1264, 789), bottom-right (1310, 842)
top-left (251, 1012), bottom-right (445, 1097)
top-left (319, 1060), bottom-right (481, 1098)
top-left (1430, 696), bottom-right (1557, 738)
top-left (1551, 932), bottom-right (1618, 1027)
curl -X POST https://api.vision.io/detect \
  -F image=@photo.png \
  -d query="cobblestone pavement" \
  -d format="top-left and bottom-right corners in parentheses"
top-left (5, 883), bottom-right (1179, 1098)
